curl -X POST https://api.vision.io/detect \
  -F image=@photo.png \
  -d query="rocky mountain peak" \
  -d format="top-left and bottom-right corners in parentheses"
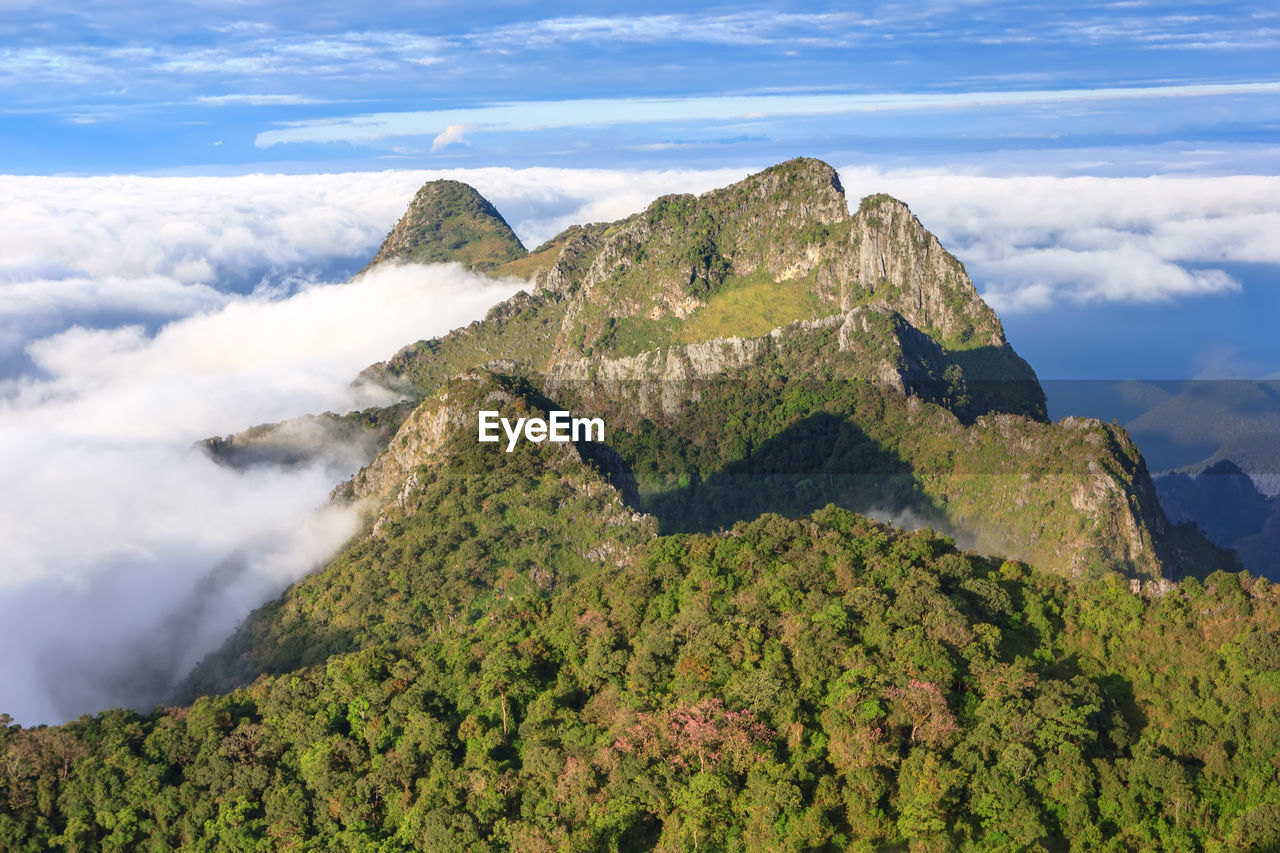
top-left (521, 159), bottom-right (1017, 377)
top-left (364, 179), bottom-right (526, 273)
top-left (735, 156), bottom-right (849, 223)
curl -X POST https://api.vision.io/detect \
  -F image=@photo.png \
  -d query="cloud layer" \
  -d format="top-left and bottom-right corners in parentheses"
top-left (0, 260), bottom-right (525, 724)
top-left (0, 167), bottom-right (746, 322)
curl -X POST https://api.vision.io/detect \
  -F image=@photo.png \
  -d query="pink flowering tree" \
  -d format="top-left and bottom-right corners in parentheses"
top-left (612, 698), bottom-right (775, 850)
top-left (614, 698), bottom-right (774, 775)
top-left (885, 679), bottom-right (958, 747)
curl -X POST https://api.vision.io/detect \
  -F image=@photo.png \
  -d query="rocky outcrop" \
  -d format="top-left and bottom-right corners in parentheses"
top-left (344, 380), bottom-right (487, 505)
top-left (841, 194), bottom-right (1005, 349)
top-left (532, 224), bottom-right (610, 297)
top-left (339, 371), bottom-right (650, 540)
top-left (945, 414), bottom-right (1170, 576)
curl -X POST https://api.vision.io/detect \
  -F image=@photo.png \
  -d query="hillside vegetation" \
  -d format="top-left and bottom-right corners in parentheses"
top-left (3, 510), bottom-right (1277, 850)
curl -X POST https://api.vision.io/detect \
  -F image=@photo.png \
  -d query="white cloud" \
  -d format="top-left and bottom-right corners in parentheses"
top-left (476, 11), bottom-right (878, 49)
top-left (196, 93), bottom-right (327, 106)
top-left (0, 259), bottom-right (524, 724)
top-left (0, 30), bottom-right (454, 90)
top-left (0, 171), bottom-right (434, 368)
top-left (254, 81), bottom-right (1280, 148)
top-left (430, 123), bottom-right (471, 152)
top-left (0, 274), bottom-right (227, 321)
top-left (0, 172), bottom-right (412, 287)
top-left (0, 167), bottom-right (752, 373)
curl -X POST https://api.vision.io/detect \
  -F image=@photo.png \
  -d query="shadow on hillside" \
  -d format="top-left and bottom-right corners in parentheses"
top-left (947, 345), bottom-right (1049, 423)
top-left (635, 411), bottom-right (948, 536)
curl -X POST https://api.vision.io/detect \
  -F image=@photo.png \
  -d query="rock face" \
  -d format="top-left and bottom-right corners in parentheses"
top-left (842, 194), bottom-right (1003, 349)
top-left (363, 179), bottom-right (526, 272)
top-left (520, 159), bottom-right (1010, 366)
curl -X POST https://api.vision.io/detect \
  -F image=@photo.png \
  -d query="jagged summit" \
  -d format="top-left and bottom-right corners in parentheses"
top-left (363, 179), bottom-right (526, 273)
top-left (366, 157), bottom-right (1043, 420)
top-left (523, 157), bottom-right (1006, 360)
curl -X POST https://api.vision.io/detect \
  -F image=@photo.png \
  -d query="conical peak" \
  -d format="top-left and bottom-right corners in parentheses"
top-left (365, 179), bottom-right (526, 272)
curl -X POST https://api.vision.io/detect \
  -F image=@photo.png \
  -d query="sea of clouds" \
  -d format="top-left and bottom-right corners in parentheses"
top-left (1, 164), bottom-right (1278, 724)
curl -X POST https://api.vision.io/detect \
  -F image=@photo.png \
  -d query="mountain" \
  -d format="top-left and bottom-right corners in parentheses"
top-left (1156, 458), bottom-right (1280, 578)
top-left (1123, 379), bottom-right (1280, 494)
top-left (180, 155), bottom-right (1228, 707)
top-left (362, 179), bottom-right (527, 273)
top-left (6, 159), bottom-right (1269, 852)
top-left (348, 158), bottom-right (1188, 578)
top-left (362, 160), bottom-right (1043, 417)
top-left (182, 370), bottom-right (655, 695)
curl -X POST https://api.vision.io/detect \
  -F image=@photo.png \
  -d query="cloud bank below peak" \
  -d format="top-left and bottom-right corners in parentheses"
top-left (0, 262), bottom-right (527, 725)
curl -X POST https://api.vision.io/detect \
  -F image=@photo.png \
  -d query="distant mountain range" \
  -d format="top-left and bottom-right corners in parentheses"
top-left (1155, 459), bottom-right (1280, 578)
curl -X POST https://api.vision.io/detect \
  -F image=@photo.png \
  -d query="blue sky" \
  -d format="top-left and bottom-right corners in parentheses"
top-left (4, 1), bottom-right (1279, 175)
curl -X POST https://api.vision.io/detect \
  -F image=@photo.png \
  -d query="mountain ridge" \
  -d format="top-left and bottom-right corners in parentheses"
top-left (178, 157), bottom-right (1237, 707)
top-left (338, 159), bottom-right (1200, 577)
top-left (210, 159), bottom-right (1203, 581)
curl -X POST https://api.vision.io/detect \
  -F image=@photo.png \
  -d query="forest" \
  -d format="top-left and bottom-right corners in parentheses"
top-left (4, 506), bottom-right (1279, 850)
